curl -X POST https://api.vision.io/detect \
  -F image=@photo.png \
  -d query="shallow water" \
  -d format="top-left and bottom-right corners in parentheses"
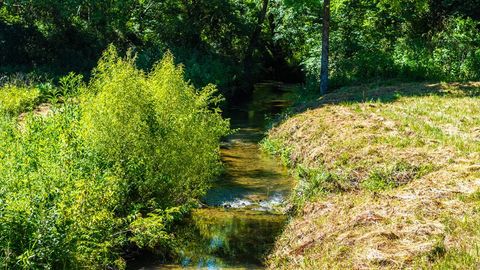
top-left (128, 82), bottom-right (296, 269)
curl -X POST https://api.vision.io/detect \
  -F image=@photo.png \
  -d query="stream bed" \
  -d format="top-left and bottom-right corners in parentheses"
top-left (128, 82), bottom-right (296, 269)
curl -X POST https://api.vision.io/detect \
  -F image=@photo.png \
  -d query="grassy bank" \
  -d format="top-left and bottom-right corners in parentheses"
top-left (264, 82), bottom-right (480, 269)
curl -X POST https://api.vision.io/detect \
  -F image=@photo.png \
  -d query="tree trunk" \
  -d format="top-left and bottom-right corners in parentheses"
top-left (320, 0), bottom-right (330, 95)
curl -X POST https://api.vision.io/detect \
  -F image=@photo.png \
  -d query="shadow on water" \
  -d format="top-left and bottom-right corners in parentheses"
top-left (205, 82), bottom-right (296, 209)
top-left (128, 82), bottom-right (297, 269)
top-left (175, 209), bottom-right (287, 268)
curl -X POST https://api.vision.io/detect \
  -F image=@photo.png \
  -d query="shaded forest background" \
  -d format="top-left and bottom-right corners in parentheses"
top-left (2, 0), bottom-right (480, 97)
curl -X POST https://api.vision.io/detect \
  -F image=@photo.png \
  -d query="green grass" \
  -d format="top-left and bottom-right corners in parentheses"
top-left (417, 189), bottom-right (480, 269)
top-left (265, 81), bottom-right (480, 269)
top-left (267, 82), bottom-right (480, 194)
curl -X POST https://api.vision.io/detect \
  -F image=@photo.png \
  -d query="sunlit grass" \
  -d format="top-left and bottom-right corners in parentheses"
top-left (265, 81), bottom-right (480, 269)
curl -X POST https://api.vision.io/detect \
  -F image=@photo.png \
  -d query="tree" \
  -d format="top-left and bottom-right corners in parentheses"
top-left (243, 0), bottom-right (270, 86)
top-left (320, 0), bottom-right (330, 95)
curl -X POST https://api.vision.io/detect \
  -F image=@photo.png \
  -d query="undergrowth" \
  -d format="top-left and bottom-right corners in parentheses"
top-left (0, 85), bottom-right (40, 115)
top-left (0, 46), bottom-right (230, 269)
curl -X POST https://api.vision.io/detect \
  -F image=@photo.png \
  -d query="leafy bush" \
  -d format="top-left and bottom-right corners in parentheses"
top-left (81, 47), bottom-right (230, 207)
top-left (0, 85), bottom-right (40, 115)
top-left (430, 17), bottom-right (480, 81)
top-left (0, 47), bottom-right (230, 269)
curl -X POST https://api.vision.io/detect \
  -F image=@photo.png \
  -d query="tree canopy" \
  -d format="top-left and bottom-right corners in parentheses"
top-left (1, 0), bottom-right (480, 92)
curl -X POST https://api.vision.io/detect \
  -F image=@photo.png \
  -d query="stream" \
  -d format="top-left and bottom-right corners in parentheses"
top-left (128, 82), bottom-right (296, 269)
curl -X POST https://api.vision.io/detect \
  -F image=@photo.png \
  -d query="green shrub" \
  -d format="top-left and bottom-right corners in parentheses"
top-left (431, 17), bottom-right (480, 81)
top-left (0, 85), bottom-right (40, 115)
top-left (81, 47), bottom-right (230, 207)
top-left (0, 47), bottom-right (230, 269)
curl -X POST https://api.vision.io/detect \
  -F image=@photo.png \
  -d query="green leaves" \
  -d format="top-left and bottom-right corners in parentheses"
top-left (0, 47), bottom-right (230, 269)
top-left (272, 0), bottom-right (480, 86)
top-left (82, 47), bottom-right (230, 206)
top-left (129, 207), bottom-right (183, 249)
top-left (0, 85), bottom-right (40, 115)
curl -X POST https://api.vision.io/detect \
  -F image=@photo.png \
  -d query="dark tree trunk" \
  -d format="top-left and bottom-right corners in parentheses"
top-left (320, 0), bottom-right (330, 95)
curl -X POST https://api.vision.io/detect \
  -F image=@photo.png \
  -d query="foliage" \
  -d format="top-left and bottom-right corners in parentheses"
top-left (2, 0), bottom-right (480, 91)
top-left (129, 207), bottom-right (184, 249)
top-left (0, 0), bottom-right (270, 94)
top-left (0, 85), bottom-right (40, 115)
top-left (81, 47), bottom-right (230, 206)
top-left (0, 47), bottom-right (229, 269)
top-left (271, 0), bottom-right (480, 87)
top-left (430, 17), bottom-right (480, 80)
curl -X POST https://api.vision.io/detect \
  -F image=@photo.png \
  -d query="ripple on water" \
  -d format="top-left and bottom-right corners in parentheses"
top-left (220, 192), bottom-right (286, 213)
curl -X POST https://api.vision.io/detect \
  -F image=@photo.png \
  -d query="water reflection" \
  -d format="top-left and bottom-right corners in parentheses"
top-left (204, 83), bottom-right (295, 211)
top-left (173, 209), bottom-right (287, 269)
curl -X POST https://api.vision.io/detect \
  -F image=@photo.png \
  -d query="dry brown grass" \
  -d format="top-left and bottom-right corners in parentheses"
top-left (270, 167), bottom-right (480, 269)
top-left (265, 82), bottom-right (480, 269)
top-left (18, 103), bottom-right (52, 120)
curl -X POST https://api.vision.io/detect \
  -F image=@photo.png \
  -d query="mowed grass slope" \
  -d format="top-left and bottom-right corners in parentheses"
top-left (264, 82), bottom-right (480, 269)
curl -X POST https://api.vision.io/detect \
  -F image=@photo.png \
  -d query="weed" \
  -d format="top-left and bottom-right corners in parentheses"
top-left (0, 85), bottom-right (40, 115)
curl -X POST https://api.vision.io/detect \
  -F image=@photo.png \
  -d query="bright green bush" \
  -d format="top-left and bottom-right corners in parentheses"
top-left (0, 85), bottom-right (40, 115)
top-left (394, 16), bottom-right (480, 81)
top-left (0, 47), bottom-right (230, 269)
top-left (81, 47), bottom-right (230, 207)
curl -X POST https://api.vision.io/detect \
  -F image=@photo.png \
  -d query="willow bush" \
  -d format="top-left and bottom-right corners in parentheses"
top-left (0, 47), bottom-right (230, 269)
